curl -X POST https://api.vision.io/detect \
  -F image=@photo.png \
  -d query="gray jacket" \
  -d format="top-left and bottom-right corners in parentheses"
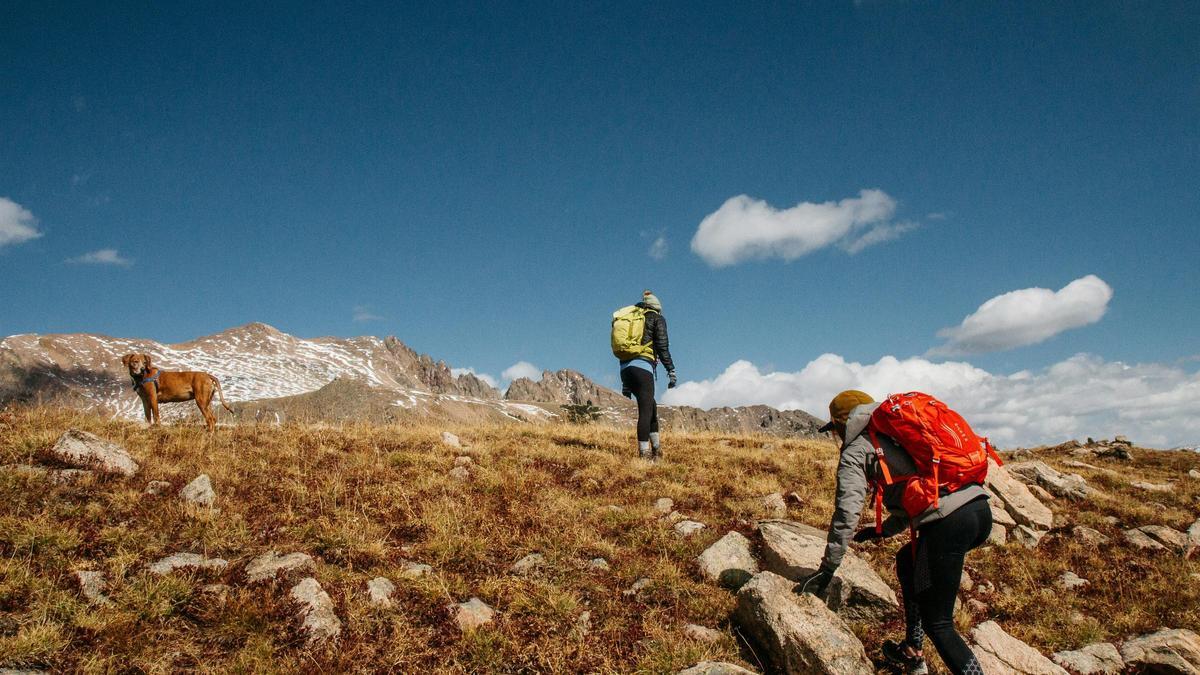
top-left (819, 403), bottom-right (989, 572)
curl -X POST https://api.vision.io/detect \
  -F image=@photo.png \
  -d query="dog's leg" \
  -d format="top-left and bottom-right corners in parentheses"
top-left (148, 388), bottom-right (160, 426)
top-left (197, 389), bottom-right (216, 433)
top-left (141, 393), bottom-right (153, 426)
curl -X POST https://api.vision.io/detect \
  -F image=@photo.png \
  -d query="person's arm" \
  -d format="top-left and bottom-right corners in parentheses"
top-left (651, 313), bottom-right (676, 383)
top-left (821, 441), bottom-right (871, 572)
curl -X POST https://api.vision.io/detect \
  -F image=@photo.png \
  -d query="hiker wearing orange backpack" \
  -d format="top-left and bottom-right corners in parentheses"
top-left (797, 390), bottom-right (998, 675)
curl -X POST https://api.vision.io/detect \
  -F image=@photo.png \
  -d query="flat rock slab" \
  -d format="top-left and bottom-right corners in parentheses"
top-left (148, 552), bottom-right (228, 575)
top-left (1073, 526), bottom-right (1110, 546)
top-left (1120, 628), bottom-right (1200, 674)
top-left (1124, 528), bottom-right (1167, 552)
top-left (510, 553), bottom-right (545, 575)
top-left (697, 531), bottom-right (758, 589)
top-left (733, 571), bottom-right (873, 675)
top-left (971, 620), bottom-right (1068, 674)
top-left (1009, 461), bottom-right (1092, 501)
top-left (367, 577), bottom-right (395, 607)
top-left (677, 662), bottom-right (757, 675)
top-left (451, 597), bottom-right (495, 631)
top-left (290, 577), bottom-right (341, 645)
top-left (1138, 525), bottom-right (1189, 554)
top-left (985, 460), bottom-right (1053, 530)
top-left (399, 561), bottom-right (432, 578)
top-left (675, 520), bottom-right (706, 537)
top-left (179, 474), bottom-right (216, 507)
top-left (246, 551), bottom-right (315, 583)
top-left (49, 429), bottom-right (139, 476)
top-left (1131, 481), bottom-right (1174, 493)
top-left (1052, 642), bottom-right (1124, 674)
top-left (758, 520), bottom-right (897, 622)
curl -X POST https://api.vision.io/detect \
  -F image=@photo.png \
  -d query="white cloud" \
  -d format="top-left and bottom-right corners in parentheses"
top-left (451, 367), bottom-right (498, 389)
top-left (648, 235), bottom-right (668, 260)
top-left (0, 197), bottom-right (42, 249)
top-left (662, 353), bottom-right (1200, 448)
top-left (501, 361), bottom-right (542, 382)
top-left (66, 248), bottom-right (132, 266)
top-left (690, 189), bottom-right (912, 266)
top-left (930, 275), bottom-right (1113, 356)
top-left (352, 306), bottom-right (384, 322)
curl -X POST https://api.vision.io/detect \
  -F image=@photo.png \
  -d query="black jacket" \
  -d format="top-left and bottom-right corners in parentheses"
top-left (637, 304), bottom-right (675, 373)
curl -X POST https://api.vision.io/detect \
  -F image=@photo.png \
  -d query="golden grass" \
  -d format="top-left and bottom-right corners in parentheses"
top-left (0, 406), bottom-right (1196, 673)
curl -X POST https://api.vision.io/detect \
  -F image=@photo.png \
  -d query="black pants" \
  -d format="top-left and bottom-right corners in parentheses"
top-left (620, 366), bottom-right (658, 442)
top-left (896, 496), bottom-right (991, 675)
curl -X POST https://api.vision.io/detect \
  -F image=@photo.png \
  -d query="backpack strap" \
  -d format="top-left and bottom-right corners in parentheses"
top-left (868, 429), bottom-right (894, 485)
top-left (984, 438), bottom-right (1003, 467)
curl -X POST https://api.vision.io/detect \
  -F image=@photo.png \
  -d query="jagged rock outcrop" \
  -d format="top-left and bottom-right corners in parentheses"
top-left (1120, 628), bottom-right (1200, 674)
top-left (1052, 643), bottom-right (1124, 674)
top-left (1008, 460), bottom-right (1092, 500)
top-left (505, 369), bottom-right (628, 407)
top-left (984, 460), bottom-right (1053, 541)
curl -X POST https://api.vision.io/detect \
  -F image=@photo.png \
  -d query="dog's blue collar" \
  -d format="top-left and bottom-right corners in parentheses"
top-left (132, 369), bottom-right (160, 390)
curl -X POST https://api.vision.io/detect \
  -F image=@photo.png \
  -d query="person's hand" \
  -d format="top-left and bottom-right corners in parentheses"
top-left (793, 568), bottom-right (834, 597)
top-left (852, 527), bottom-right (882, 543)
top-left (667, 371), bottom-right (677, 389)
top-left (622, 385), bottom-right (633, 399)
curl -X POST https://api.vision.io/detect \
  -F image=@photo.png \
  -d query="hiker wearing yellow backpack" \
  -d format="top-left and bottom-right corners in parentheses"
top-left (610, 290), bottom-right (676, 460)
top-left (797, 390), bottom-right (998, 675)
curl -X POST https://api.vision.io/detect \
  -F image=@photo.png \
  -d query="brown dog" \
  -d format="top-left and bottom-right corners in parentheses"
top-left (121, 353), bottom-right (234, 432)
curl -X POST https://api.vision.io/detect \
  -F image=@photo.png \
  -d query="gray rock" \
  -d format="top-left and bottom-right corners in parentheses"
top-left (441, 431), bottom-right (461, 448)
top-left (73, 569), bottom-right (111, 605)
top-left (510, 553), bottom-right (545, 575)
top-left (147, 552), bottom-right (228, 575)
top-left (733, 571), bottom-right (873, 674)
top-left (1132, 480), bottom-right (1174, 493)
top-left (448, 466), bottom-right (470, 481)
top-left (970, 620), bottom-right (1068, 674)
top-left (675, 520), bottom-right (706, 537)
top-left (179, 474), bottom-right (215, 507)
top-left (991, 499), bottom-right (1017, 527)
top-left (1124, 528), bottom-right (1167, 552)
top-left (623, 577), bottom-right (651, 597)
top-left (1013, 524), bottom-right (1046, 549)
top-left (1189, 469), bottom-right (1200, 480)
top-left (655, 497), bottom-right (675, 514)
top-left (1009, 461), bottom-right (1092, 501)
top-left (988, 523), bottom-right (1008, 546)
top-left (399, 560), bottom-right (432, 578)
top-left (1188, 518), bottom-right (1200, 558)
top-left (677, 662), bottom-right (757, 675)
top-left (1056, 571), bottom-right (1088, 590)
top-left (1029, 484), bottom-right (1057, 502)
top-left (960, 569), bottom-right (974, 592)
top-left (985, 460), bottom-right (1053, 530)
top-left (49, 429), bottom-right (139, 476)
top-left (144, 480), bottom-right (171, 496)
top-left (1052, 642), bottom-right (1123, 674)
top-left (683, 623), bottom-right (724, 643)
top-left (761, 492), bottom-right (788, 519)
top-left (1138, 525), bottom-right (1189, 554)
top-left (245, 550), bottom-right (315, 583)
top-left (665, 510), bottom-right (686, 524)
top-left (450, 597), bottom-right (495, 631)
top-left (1120, 628), bottom-right (1200, 674)
top-left (453, 455), bottom-right (473, 467)
top-left (967, 598), bottom-right (989, 614)
top-left (290, 577), bottom-right (341, 645)
top-left (587, 557), bottom-right (610, 571)
top-left (1073, 526), bottom-right (1110, 546)
top-left (366, 577), bottom-right (395, 607)
top-left (758, 520), bottom-right (897, 623)
top-left (576, 610), bottom-right (591, 634)
top-left (697, 531), bottom-right (758, 589)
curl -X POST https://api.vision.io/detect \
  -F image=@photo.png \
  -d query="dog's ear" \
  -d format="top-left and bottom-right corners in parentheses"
top-left (143, 353), bottom-right (153, 370)
top-left (121, 354), bottom-right (131, 367)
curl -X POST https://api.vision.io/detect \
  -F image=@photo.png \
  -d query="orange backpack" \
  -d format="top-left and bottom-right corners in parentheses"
top-left (866, 392), bottom-right (1001, 532)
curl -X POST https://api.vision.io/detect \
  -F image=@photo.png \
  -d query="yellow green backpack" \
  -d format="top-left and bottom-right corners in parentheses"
top-left (611, 305), bottom-right (656, 361)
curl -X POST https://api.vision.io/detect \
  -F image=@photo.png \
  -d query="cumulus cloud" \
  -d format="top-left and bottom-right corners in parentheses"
top-left (648, 235), bottom-right (668, 260)
top-left (502, 361), bottom-right (542, 382)
top-left (451, 367), bottom-right (498, 389)
top-left (66, 248), bottom-right (132, 266)
top-left (690, 189), bottom-right (913, 266)
top-left (930, 275), bottom-right (1113, 356)
top-left (352, 306), bottom-right (384, 322)
top-left (662, 353), bottom-right (1200, 448)
top-left (0, 197), bottom-right (42, 249)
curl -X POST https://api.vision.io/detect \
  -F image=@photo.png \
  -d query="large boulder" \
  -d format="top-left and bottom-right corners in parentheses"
top-left (1120, 628), bottom-right (1200, 674)
top-left (733, 571), bottom-right (873, 675)
top-left (1052, 642), bottom-right (1124, 674)
top-left (1008, 461), bottom-right (1092, 500)
top-left (970, 621), bottom-right (1068, 674)
top-left (985, 460), bottom-right (1053, 530)
top-left (758, 520), bottom-right (897, 622)
top-left (697, 531), bottom-right (758, 589)
top-left (48, 429), bottom-right (139, 476)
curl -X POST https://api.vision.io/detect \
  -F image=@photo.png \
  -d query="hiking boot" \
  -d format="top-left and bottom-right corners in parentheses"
top-left (882, 639), bottom-right (928, 675)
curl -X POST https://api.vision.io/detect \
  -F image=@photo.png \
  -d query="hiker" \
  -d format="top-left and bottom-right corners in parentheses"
top-left (797, 390), bottom-right (993, 675)
top-left (611, 290), bottom-right (676, 460)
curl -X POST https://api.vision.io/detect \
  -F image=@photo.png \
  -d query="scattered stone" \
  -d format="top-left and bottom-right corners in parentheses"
top-left (576, 610), bottom-right (591, 635)
top-left (970, 620), bottom-right (1068, 674)
top-left (10, 465), bottom-right (96, 485)
top-left (1056, 571), bottom-right (1089, 590)
top-left (1052, 642), bottom-right (1124, 674)
top-left (73, 569), bottom-right (111, 605)
top-left (655, 497), bottom-right (675, 514)
top-left (200, 583), bottom-right (231, 602)
top-left (1187, 518), bottom-right (1200, 558)
top-left (677, 662), bottom-right (757, 675)
top-left (1120, 628), bottom-right (1200, 674)
top-left (1028, 484), bottom-right (1057, 502)
top-left (967, 598), bottom-right (989, 615)
top-left (448, 466), bottom-right (470, 481)
top-left (144, 480), bottom-right (171, 496)
top-left (510, 553), bottom-right (545, 576)
top-left (665, 510), bottom-right (686, 524)
top-left (450, 597), bottom-right (495, 631)
top-left (683, 623), bottom-right (724, 643)
top-left (1096, 446), bottom-right (1132, 461)
top-left (985, 460), bottom-right (1054, 530)
top-left (758, 520), bottom-right (897, 622)
top-left (623, 578), bottom-right (651, 597)
top-left (290, 577), bottom-right (341, 645)
top-left (1073, 526), bottom-right (1111, 546)
top-left (961, 570), bottom-right (974, 592)
top-left (785, 491), bottom-right (804, 507)
top-left (587, 557), bottom-right (610, 571)
top-left (990, 500), bottom-right (1017, 527)
top-left (696, 531), bottom-right (758, 590)
top-left (602, 504), bottom-right (625, 513)
top-left (1189, 469), bottom-right (1200, 480)
top-left (988, 523), bottom-right (1008, 546)
top-left (366, 577), bottom-right (395, 607)
top-left (179, 474), bottom-right (215, 507)
top-left (1132, 480), bottom-right (1174, 493)
top-left (1114, 435), bottom-right (1130, 445)
top-left (399, 561), bottom-right (432, 578)
top-left (761, 492), bottom-right (788, 519)
top-left (733, 571), bottom-right (873, 674)
top-left (1013, 524), bottom-right (1046, 549)
top-left (675, 520), bottom-right (706, 537)
top-left (147, 552), bottom-right (228, 575)
top-left (1138, 525), bottom-right (1189, 554)
top-left (1124, 528), bottom-right (1168, 552)
top-left (245, 550), bottom-right (315, 583)
top-left (441, 431), bottom-right (461, 448)
top-left (48, 429), bottom-right (139, 476)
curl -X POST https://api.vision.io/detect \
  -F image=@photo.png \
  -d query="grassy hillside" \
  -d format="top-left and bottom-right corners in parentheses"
top-left (0, 407), bottom-right (1197, 673)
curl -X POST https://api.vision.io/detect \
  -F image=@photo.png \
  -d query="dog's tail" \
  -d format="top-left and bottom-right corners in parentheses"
top-left (211, 375), bottom-right (235, 414)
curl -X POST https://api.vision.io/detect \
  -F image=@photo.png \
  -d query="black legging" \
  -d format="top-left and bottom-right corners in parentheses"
top-left (620, 366), bottom-right (658, 442)
top-left (896, 496), bottom-right (992, 675)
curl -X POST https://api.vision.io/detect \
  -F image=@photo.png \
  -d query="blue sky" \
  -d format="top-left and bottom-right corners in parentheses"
top-left (2, 2), bottom-right (1198, 445)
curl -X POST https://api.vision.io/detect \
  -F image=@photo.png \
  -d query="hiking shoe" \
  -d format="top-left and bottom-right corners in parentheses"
top-left (882, 639), bottom-right (928, 675)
